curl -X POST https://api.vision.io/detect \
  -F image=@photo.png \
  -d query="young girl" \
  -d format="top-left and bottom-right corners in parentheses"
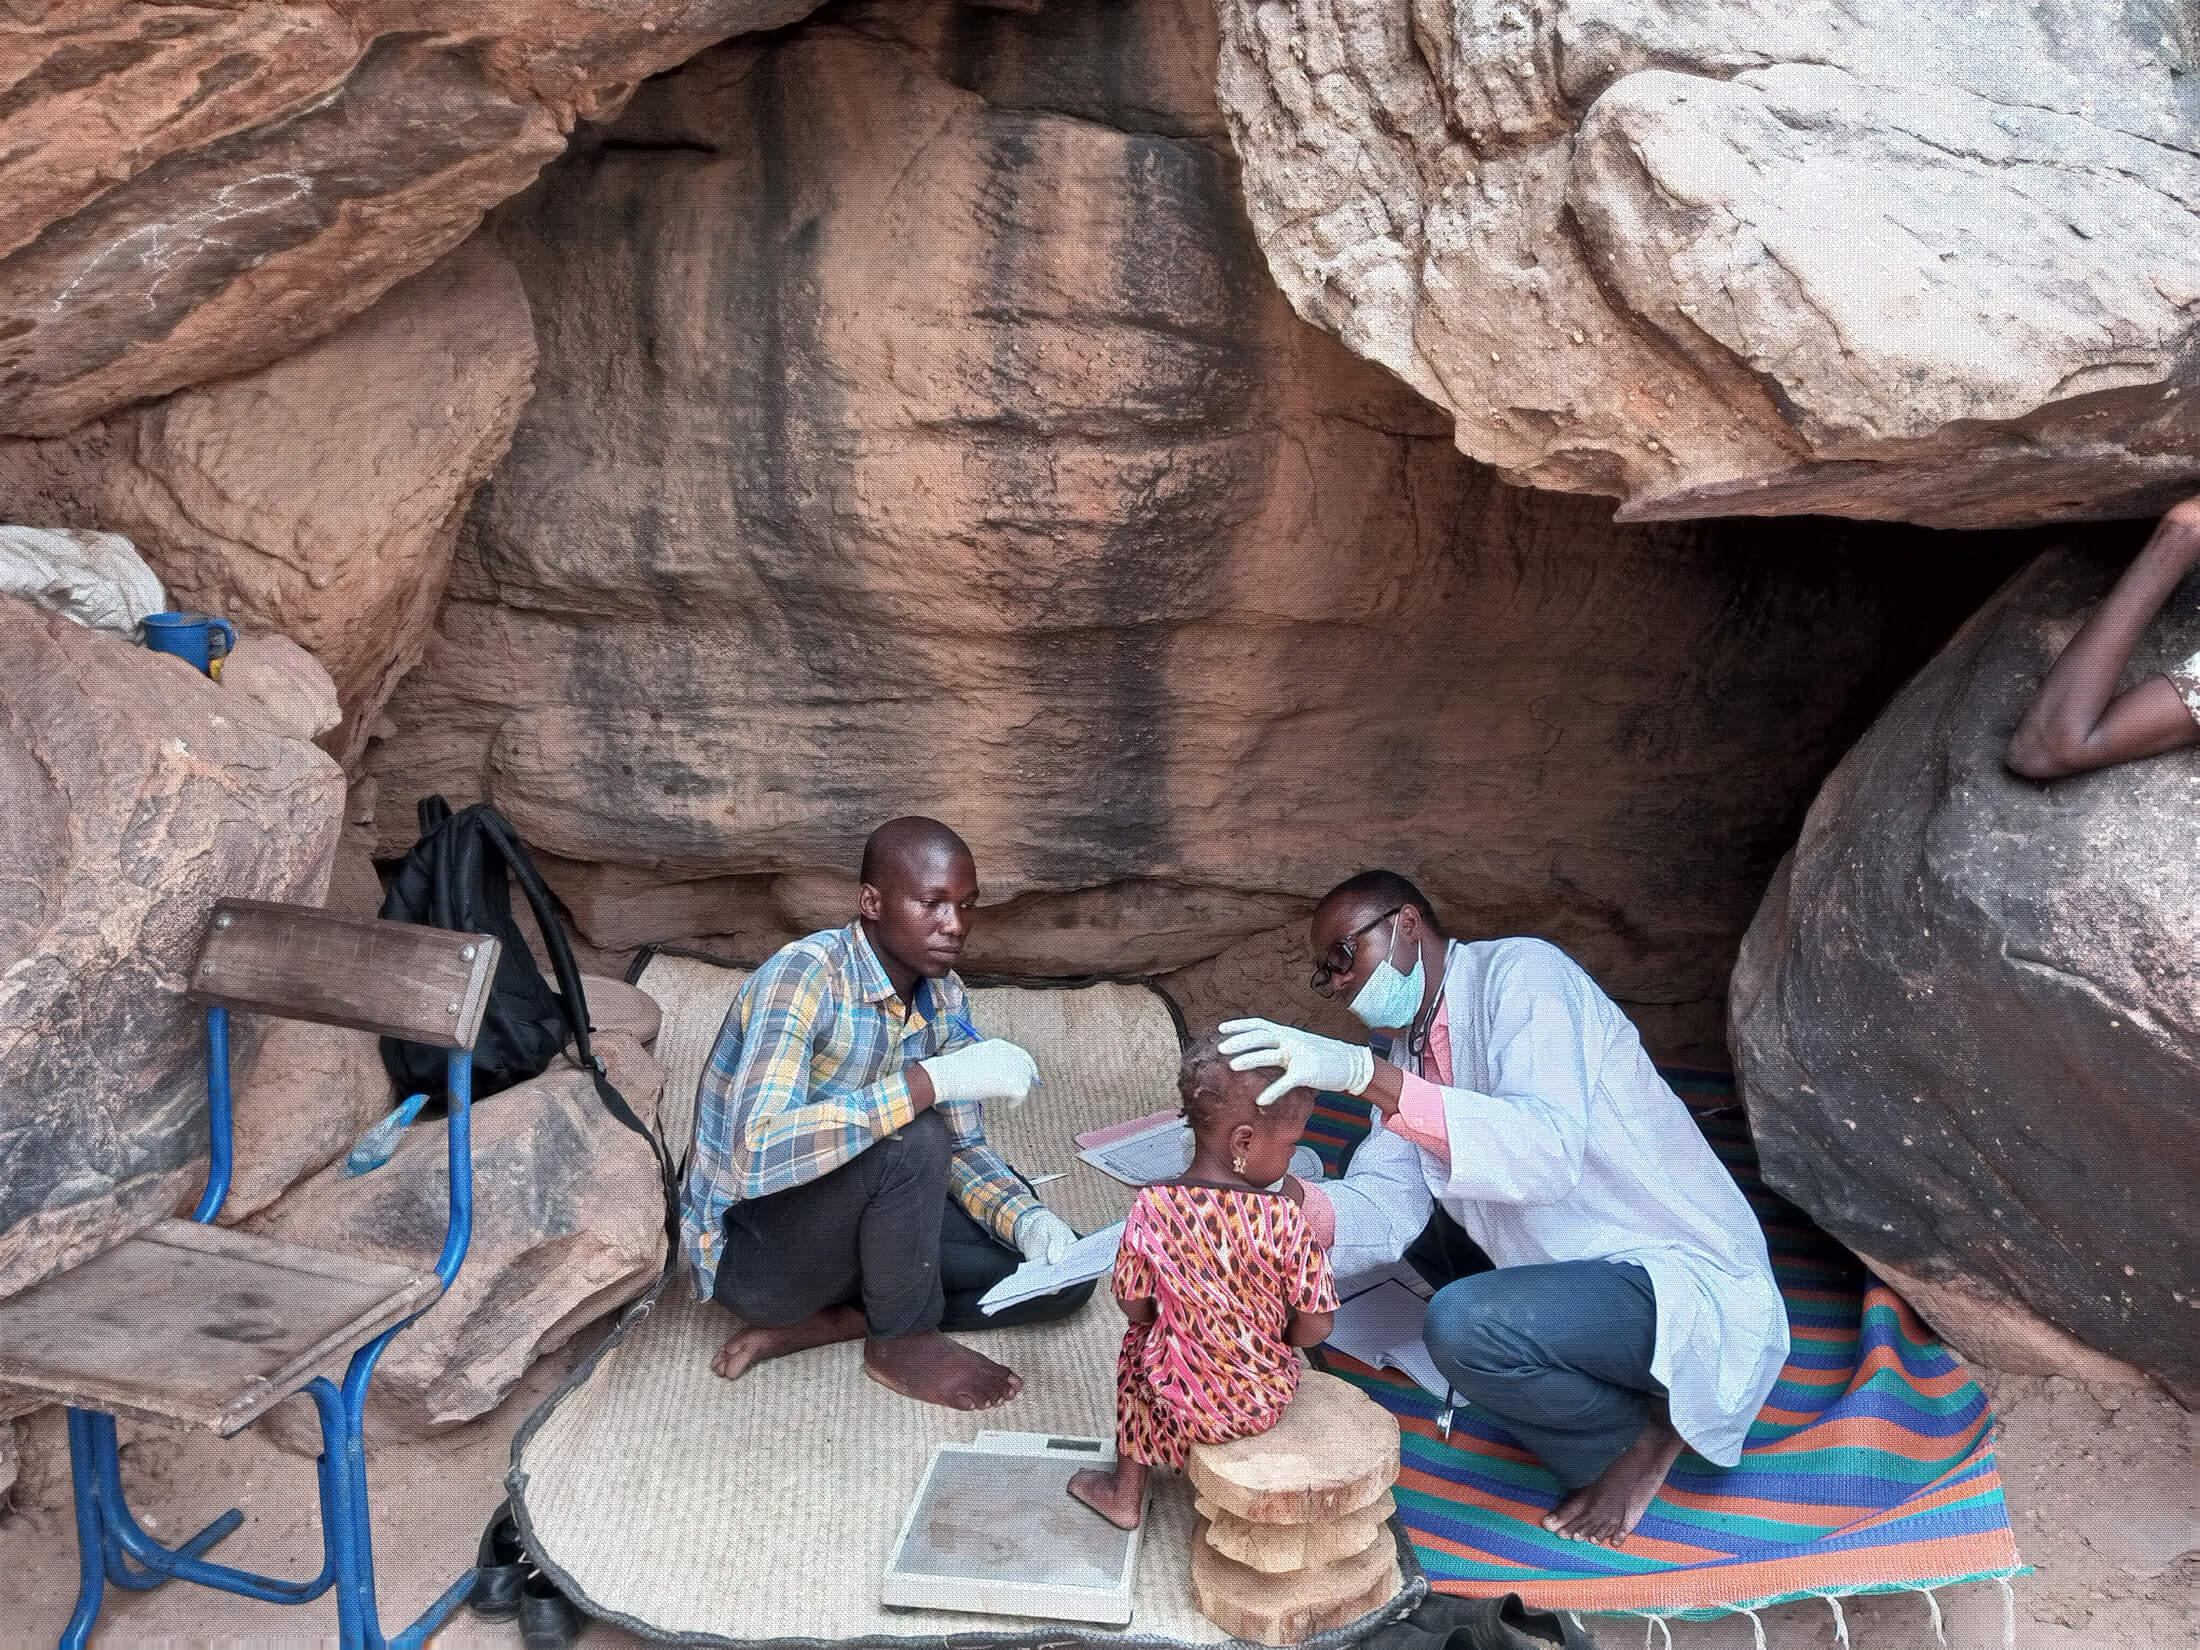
top-left (1067, 1031), bottom-right (1337, 1529)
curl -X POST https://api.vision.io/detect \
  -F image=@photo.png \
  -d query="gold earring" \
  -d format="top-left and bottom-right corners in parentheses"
top-left (1231, 1152), bottom-right (1247, 1175)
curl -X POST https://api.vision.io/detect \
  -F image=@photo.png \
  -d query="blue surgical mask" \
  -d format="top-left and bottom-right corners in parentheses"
top-left (1348, 918), bottom-right (1426, 1029)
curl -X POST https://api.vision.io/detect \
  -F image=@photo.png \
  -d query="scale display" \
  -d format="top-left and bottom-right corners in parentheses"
top-left (882, 1432), bottom-right (1144, 1625)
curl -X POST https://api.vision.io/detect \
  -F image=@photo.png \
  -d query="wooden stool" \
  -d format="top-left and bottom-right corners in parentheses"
top-left (1185, 1372), bottom-right (1404, 1644)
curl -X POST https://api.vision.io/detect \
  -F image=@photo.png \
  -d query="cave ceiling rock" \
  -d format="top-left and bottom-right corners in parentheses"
top-left (0, 0), bottom-right (827, 436)
top-left (1215, 0), bottom-right (2200, 528)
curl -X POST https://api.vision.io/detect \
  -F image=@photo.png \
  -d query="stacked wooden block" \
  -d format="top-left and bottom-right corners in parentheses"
top-left (1185, 1372), bottom-right (1404, 1645)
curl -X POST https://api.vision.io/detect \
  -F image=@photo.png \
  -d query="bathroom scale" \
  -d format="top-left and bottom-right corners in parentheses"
top-left (881, 1431), bottom-right (1146, 1625)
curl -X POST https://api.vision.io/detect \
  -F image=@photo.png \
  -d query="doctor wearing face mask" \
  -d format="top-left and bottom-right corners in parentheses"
top-left (1218, 870), bottom-right (1787, 1553)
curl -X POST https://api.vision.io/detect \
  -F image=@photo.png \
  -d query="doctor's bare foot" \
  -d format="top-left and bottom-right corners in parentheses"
top-left (865, 1328), bottom-right (1023, 1410)
top-left (1543, 1405), bottom-right (1685, 1546)
top-left (1068, 1460), bottom-right (1149, 1529)
top-left (711, 1305), bottom-right (868, 1380)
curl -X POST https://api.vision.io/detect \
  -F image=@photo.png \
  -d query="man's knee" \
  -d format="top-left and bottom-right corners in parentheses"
top-left (1425, 1261), bottom-right (1656, 1382)
top-left (1423, 1269), bottom-right (1559, 1375)
top-left (1425, 1274), bottom-right (1510, 1376)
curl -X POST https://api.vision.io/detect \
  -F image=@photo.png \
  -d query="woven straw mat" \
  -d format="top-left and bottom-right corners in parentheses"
top-left (512, 951), bottom-right (1418, 1647)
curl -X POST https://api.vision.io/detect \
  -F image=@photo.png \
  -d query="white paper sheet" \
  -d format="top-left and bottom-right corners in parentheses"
top-left (977, 1220), bottom-right (1126, 1314)
top-left (1323, 1277), bottom-right (1452, 1400)
top-left (1076, 1118), bottom-right (1193, 1185)
top-left (1077, 1117), bottom-right (1323, 1189)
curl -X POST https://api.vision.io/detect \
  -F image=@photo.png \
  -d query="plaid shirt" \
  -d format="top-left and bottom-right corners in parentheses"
top-left (679, 922), bottom-right (1042, 1300)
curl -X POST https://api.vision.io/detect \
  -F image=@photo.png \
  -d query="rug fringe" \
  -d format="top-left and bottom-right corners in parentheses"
top-left (1560, 1563), bottom-right (2032, 1624)
top-left (1914, 1585), bottom-right (1946, 1645)
top-left (1609, 1574), bottom-right (2020, 1648)
top-left (1824, 1592), bottom-right (1849, 1648)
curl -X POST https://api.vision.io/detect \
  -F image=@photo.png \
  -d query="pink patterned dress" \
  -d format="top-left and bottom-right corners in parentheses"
top-left (1109, 1182), bottom-right (1338, 1468)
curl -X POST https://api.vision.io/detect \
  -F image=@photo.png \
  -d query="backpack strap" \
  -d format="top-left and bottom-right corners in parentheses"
top-left (473, 809), bottom-right (682, 1243)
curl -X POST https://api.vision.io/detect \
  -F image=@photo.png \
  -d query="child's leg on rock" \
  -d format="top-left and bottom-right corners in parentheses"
top-left (1070, 1334), bottom-right (1176, 1528)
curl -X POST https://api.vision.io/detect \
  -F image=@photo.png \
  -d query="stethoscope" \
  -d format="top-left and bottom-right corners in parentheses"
top-left (1397, 942), bottom-right (1463, 1441)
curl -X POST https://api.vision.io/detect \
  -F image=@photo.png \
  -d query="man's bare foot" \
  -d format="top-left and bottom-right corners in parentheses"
top-left (864, 1329), bottom-right (1023, 1411)
top-left (1068, 1461), bottom-right (1149, 1529)
top-left (1542, 1408), bottom-right (1686, 1547)
top-left (711, 1305), bottom-right (866, 1380)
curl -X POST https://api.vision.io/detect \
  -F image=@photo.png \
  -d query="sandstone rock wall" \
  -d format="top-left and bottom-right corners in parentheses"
top-left (0, 599), bottom-right (344, 1297)
top-left (1733, 541), bottom-right (2198, 1396)
top-left (0, 0), bottom-right (826, 436)
top-left (1215, 0), bottom-right (2200, 528)
top-left (0, 238), bottom-right (537, 769)
top-left (365, 0), bottom-right (2031, 1061)
top-left (213, 1021), bottom-right (394, 1227)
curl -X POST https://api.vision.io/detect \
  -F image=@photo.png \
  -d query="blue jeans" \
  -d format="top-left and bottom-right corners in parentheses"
top-left (1422, 1259), bottom-right (1662, 1489)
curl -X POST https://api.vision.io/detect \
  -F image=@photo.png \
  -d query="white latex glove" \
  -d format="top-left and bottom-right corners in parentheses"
top-left (1015, 1208), bottom-right (1078, 1266)
top-left (1217, 1017), bottom-right (1375, 1110)
top-left (920, 1038), bottom-right (1039, 1107)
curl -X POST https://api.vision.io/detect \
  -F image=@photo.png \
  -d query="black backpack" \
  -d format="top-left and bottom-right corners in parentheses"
top-left (378, 796), bottom-right (677, 1228)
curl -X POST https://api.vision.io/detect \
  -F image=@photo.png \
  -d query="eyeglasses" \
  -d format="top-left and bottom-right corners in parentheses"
top-left (1310, 907), bottom-right (1402, 999)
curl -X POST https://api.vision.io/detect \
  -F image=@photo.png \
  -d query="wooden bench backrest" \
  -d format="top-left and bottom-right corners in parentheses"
top-left (187, 900), bottom-right (501, 1050)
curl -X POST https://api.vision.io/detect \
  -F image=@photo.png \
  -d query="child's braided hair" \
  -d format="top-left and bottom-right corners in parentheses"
top-left (1178, 1030), bottom-right (1238, 1131)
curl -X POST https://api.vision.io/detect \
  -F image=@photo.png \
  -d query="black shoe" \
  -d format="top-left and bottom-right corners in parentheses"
top-left (465, 1504), bottom-right (527, 1622)
top-left (520, 1566), bottom-right (583, 1650)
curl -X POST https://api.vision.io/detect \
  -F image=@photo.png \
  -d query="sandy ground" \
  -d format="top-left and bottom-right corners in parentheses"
top-left (0, 1341), bottom-right (2190, 1650)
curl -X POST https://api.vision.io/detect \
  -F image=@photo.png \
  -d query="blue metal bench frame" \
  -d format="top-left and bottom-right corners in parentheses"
top-left (58, 1003), bottom-right (479, 1650)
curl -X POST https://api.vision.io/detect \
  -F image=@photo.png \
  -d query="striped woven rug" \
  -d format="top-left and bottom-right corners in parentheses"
top-left (1300, 1074), bottom-right (2025, 1626)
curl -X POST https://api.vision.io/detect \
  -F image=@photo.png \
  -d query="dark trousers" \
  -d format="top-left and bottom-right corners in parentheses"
top-left (1408, 1209), bottom-right (1664, 1489)
top-left (714, 1108), bottom-right (1093, 1339)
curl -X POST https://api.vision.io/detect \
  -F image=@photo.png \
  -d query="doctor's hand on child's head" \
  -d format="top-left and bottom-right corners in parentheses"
top-left (1217, 1017), bottom-right (1375, 1108)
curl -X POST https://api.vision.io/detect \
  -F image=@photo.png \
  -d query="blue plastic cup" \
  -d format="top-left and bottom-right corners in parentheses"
top-left (142, 611), bottom-right (236, 677)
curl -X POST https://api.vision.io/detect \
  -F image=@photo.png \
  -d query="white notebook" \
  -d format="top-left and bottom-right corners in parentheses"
top-left (976, 1220), bottom-right (1126, 1315)
top-left (1323, 1276), bottom-right (1452, 1401)
top-left (1077, 1113), bottom-right (1325, 1189)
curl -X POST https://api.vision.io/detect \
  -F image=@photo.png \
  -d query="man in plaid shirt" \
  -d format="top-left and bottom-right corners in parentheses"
top-left (681, 817), bottom-right (1086, 1411)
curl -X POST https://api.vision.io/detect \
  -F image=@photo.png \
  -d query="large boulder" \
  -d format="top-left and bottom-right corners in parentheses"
top-left (245, 1030), bottom-right (668, 1443)
top-left (1215, 0), bottom-right (2200, 529)
top-left (0, 599), bottom-right (344, 1298)
top-left (1732, 544), bottom-right (2199, 1399)
top-left (219, 635), bottom-right (344, 745)
top-left (212, 1021), bottom-right (395, 1227)
top-left (0, 238), bottom-right (537, 768)
top-left (364, 0), bottom-right (2029, 1064)
top-left (0, 0), bottom-right (828, 436)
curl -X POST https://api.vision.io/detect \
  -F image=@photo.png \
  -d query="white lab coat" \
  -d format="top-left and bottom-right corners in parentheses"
top-left (1322, 937), bottom-right (1788, 1467)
